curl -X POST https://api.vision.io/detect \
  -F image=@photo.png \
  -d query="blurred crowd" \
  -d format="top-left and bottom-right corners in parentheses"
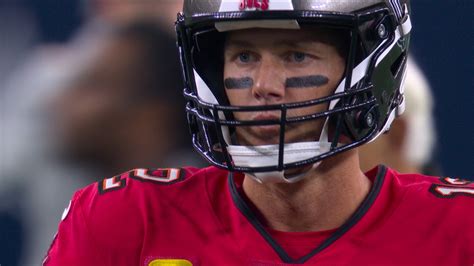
top-left (0, 1), bottom-right (206, 265)
top-left (0, 1), bottom-right (441, 265)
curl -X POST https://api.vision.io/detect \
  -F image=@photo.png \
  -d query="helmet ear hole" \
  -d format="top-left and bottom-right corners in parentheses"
top-left (356, 105), bottom-right (378, 129)
top-left (327, 98), bottom-right (379, 143)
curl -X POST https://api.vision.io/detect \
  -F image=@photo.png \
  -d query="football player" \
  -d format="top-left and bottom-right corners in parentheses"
top-left (45, 0), bottom-right (474, 265)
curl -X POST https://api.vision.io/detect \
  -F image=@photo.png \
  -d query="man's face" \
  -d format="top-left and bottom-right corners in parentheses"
top-left (223, 28), bottom-right (346, 146)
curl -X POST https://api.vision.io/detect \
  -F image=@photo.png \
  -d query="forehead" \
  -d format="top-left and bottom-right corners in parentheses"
top-left (224, 27), bottom-right (345, 48)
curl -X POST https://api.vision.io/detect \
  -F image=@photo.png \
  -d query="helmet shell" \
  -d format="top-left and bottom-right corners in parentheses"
top-left (176, 0), bottom-right (412, 177)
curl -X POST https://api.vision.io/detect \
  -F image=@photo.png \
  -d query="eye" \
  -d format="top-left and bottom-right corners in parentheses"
top-left (292, 52), bottom-right (307, 62)
top-left (284, 51), bottom-right (311, 64)
top-left (238, 52), bottom-right (252, 63)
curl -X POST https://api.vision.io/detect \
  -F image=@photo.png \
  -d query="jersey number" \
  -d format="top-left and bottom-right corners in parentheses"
top-left (99, 168), bottom-right (181, 194)
top-left (98, 175), bottom-right (126, 194)
top-left (131, 168), bottom-right (181, 183)
top-left (429, 177), bottom-right (474, 198)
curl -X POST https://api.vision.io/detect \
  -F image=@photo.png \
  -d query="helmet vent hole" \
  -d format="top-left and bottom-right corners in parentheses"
top-left (390, 52), bottom-right (407, 77)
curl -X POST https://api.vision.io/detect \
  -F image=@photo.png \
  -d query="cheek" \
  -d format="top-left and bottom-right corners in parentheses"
top-left (286, 86), bottom-right (331, 116)
top-left (329, 57), bottom-right (346, 84)
top-left (225, 88), bottom-right (250, 106)
top-left (223, 63), bottom-right (256, 106)
top-left (225, 89), bottom-right (254, 122)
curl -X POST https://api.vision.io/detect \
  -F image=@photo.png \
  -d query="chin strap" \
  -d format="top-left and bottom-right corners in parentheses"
top-left (227, 119), bottom-right (334, 183)
top-left (249, 161), bottom-right (323, 184)
top-left (227, 141), bottom-right (331, 183)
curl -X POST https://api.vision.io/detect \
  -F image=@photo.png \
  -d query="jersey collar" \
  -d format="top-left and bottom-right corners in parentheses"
top-left (228, 165), bottom-right (387, 263)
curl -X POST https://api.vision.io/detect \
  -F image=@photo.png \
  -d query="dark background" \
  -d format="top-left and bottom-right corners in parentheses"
top-left (410, 1), bottom-right (473, 179)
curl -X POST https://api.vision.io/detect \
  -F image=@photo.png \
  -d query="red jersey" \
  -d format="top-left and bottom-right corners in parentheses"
top-left (44, 166), bottom-right (474, 265)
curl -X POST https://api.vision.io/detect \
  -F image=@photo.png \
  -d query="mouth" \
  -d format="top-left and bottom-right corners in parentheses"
top-left (248, 113), bottom-right (281, 138)
top-left (253, 112), bottom-right (281, 123)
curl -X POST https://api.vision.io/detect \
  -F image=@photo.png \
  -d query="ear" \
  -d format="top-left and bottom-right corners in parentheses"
top-left (386, 117), bottom-right (407, 152)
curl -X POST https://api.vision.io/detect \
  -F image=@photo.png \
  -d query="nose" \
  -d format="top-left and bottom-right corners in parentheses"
top-left (252, 57), bottom-right (285, 103)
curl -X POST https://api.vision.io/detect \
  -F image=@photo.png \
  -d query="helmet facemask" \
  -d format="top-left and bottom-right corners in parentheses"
top-left (176, 3), bottom-right (411, 182)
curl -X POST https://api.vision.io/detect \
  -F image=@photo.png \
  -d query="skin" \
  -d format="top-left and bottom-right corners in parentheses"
top-left (224, 75), bottom-right (329, 89)
top-left (224, 28), bottom-right (346, 146)
top-left (224, 28), bottom-right (371, 232)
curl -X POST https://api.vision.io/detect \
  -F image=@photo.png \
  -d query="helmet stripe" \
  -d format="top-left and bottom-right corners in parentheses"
top-left (389, 0), bottom-right (403, 21)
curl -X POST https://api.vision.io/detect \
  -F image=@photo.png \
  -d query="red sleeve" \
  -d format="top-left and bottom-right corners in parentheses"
top-left (43, 178), bottom-right (142, 266)
top-left (43, 167), bottom-right (199, 265)
top-left (43, 189), bottom-right (104, 265)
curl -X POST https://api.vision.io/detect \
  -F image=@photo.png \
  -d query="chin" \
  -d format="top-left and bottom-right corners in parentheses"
top-left (236, 130), bottom-right (279, 146)
top-left (254, 125), bottom-right (281, 137)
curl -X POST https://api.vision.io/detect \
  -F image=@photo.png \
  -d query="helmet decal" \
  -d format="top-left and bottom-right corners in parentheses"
top-left (240, 0), bottom-right (270, 11)
top-left (220, 0), bottom-right (293, 12)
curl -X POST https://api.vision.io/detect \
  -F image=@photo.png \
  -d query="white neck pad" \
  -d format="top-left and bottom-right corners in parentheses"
top-left (227, 141), bottom-right (331, 183)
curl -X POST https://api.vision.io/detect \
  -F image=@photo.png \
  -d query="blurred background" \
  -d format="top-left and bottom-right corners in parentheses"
top-left (0, 0), bottom-right (472, 265)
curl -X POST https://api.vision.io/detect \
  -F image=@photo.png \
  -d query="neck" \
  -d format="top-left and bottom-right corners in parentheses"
top-left (242, 149), bottom-right (371, 232)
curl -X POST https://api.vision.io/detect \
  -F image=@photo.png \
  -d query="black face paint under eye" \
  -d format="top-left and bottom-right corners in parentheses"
top-left (224, 77), bottom-right (254, 89)
top-left (285, 75), bottom-right (329, 88)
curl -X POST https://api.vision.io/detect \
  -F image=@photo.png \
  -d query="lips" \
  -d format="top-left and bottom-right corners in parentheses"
top-left (253, 112), bottom-right (280, 123)
top-left (250, 113), bottom-right (281, 137)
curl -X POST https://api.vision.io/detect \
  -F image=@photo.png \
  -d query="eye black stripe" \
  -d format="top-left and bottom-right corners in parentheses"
top-left (285, 75), bottom-right (329, 88)
top-left (224, 75), bottom-right (329, 90)
top-left (224, 77), bottom-right (254, 89)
